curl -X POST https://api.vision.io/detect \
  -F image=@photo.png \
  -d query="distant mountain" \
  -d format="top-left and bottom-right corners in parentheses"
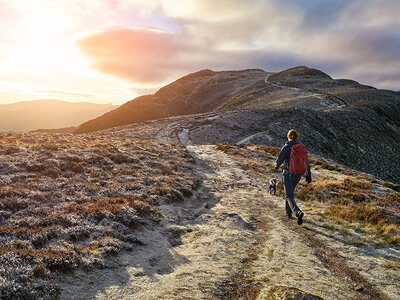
top-left (0, 100), bottom-right (116, 132)
top-left (75, 66), bottom-right (400, 134)
top-left (32, 126), bottom-right (77, 134)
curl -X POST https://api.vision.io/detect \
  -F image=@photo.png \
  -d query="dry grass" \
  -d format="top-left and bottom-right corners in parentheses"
top-left (297, 178), bottom-right (372, 203)
top-left (299, 178), bottom-right (400, 246)
top-left (217, 143), bottom-right (280, 157)
top-left (383, 182), bottom-right (400, 192)
top-left (215, 143), bottom-right (400, 247)
top-left (0, 131), bottom-right (200, 298)
top-left (216, 143), bottom-right (278, 175)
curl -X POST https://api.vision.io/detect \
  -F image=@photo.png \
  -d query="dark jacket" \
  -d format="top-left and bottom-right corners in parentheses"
top-left (276, 140), bottom-right (311, 181)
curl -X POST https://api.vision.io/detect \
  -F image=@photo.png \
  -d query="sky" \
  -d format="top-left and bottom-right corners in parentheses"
top-left (0, 0), bottom-right (399, 105)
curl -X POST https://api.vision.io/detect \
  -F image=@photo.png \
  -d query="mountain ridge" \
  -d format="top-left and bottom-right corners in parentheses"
top-left (0, 99), bottom-right (116, 132)
top-left (74, 66), bottom-right (399, 134)
top-left (74, 69), bottom-right (268, 133)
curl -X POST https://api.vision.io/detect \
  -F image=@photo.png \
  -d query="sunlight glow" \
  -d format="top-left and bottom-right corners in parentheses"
top-left (0, 0), bottom-right (398, 104)
top-left (0, 10), bottom-right (92, 76)
top-left (19, 14), bottom-right (71, 37)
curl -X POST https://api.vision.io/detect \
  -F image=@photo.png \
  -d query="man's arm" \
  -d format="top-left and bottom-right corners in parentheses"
top-left (275, 146), bottom-right (289, 169)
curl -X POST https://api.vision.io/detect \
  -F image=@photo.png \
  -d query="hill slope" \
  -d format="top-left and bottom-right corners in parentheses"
top-left (0, 100), bottom-right (116, 132)
top-left (75, 66), bottom-right (400, 134)
top-left (96, 96), bottom-right (400, 184)
top-left (0, 131), bottom-right (398, 299)
top-left (74, 69), bottom-right (267, 133)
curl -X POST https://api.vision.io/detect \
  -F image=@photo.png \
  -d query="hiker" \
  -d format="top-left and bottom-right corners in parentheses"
top-left (275, 129), bottom-right (311, 225)
top-left (268, 178), bottom-right (277, 195)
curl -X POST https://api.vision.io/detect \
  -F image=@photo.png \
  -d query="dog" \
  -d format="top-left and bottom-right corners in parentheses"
top-left (269, 178), bottom-right (277, 195)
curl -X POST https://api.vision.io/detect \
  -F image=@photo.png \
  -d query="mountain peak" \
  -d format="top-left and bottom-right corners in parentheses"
top-left (74, 66), bottom-right (399, 135)
top-left (269, 66), bottom-right (332, 82)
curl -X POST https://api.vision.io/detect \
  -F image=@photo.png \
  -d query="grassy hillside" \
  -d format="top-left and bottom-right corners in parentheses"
top-left (0, 130), bottom-right (399, 298)
top-left (0, 131), bottom-right (200, 298)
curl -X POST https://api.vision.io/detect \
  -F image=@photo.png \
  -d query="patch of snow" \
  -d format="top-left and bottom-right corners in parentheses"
top-left (238, 131), bottom-right (273, 144)
top-left (207, 116), bottom-right (219, 121)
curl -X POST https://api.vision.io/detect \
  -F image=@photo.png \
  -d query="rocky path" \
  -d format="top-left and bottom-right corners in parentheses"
top-left (264, 75), bottom-right (347, 109)
top-left (59, 144), bottom-right (396, 299)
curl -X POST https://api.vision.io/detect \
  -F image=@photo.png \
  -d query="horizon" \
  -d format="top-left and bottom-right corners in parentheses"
top-left (0, 98), bottom-right (119, 105)
top-left (1, 0), bottom-right (399, 105)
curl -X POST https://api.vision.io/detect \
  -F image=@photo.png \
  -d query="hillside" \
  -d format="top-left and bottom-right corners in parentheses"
top-left (93, 96), bottom-right (400, 185)
top-left (0, 100), bottom-right (116, 132)
top-left (0, 130), bottom-right (399, 299)
top-left (74, 69), bottom-right (267, 133)
top-left (74, 66), bottom-right (400, 134)
top-left (74, 66), bottom-right (400, 184)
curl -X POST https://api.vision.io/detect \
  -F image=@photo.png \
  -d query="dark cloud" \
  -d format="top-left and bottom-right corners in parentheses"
top-left (356, 29), bottom-right (400, 61)
top-left (293, 0), bottom-right (351, 28)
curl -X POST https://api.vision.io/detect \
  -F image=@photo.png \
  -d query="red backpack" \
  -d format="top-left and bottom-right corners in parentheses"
top-left (289, 144), bottom-right (309, 175)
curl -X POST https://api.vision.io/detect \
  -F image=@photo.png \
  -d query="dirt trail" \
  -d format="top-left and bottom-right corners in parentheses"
top-left (59, 145), bottom-right (393, 299)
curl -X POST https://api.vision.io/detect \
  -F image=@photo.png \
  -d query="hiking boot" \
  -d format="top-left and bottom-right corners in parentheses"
top-left (296, 211), bottom-right (304, 225)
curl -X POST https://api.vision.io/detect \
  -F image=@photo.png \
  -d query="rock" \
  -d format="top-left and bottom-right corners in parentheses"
top-left (266, 286), bottom-right (324, 300)
top-left (354, 285), bottom-right (364, 292)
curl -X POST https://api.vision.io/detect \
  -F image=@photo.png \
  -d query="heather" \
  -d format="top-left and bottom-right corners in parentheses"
top-left (0, 132), bottom-right (199, 299)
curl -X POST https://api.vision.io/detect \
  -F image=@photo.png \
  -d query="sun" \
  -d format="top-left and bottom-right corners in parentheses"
top-left (0, 12), bottom-right (89, 75)
top-left (19, 14), bottom-right (70, 37)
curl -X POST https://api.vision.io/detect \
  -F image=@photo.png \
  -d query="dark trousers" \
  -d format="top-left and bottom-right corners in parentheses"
top-left (282, 171), bottom-right (302, 216)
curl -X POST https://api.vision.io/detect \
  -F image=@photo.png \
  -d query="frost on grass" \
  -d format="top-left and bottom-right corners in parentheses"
top-left (0, 132), bottom-right (200, 299)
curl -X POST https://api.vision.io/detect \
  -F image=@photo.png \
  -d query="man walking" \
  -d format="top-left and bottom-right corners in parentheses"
top-left (275, 129), bottom-right (311, 225)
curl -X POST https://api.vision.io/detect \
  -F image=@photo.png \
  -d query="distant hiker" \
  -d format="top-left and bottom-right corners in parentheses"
top-left (268, 178), bottom-right (277, 195)
top-left (275, 129), bottom-right (311, 225)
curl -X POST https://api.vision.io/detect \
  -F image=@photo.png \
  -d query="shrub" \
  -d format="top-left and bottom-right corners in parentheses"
top-left (0, 133), bottom-right (200, 297)
top-left (383, 182), bottom-right (400, 192)
top-left (42, 167), bottom-right (61, 178)
top-left (26, 164), bottom-right (46, 172)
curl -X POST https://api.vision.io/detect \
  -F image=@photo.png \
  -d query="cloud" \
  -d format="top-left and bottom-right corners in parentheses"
top-left (75, 0), bottom-right (305, 84)
top-left (76, 0), bottom-right (400, 90)
top-left (39, 90), bottom-right (94, 98)
top-left (76, 26), bottom-right (292, 85)
top-left (337, 0), bottom-right (400, 29)
top-left (76, 27), bottom-right (195, 83)
top-left (130, 86), bottom-right (159, 95)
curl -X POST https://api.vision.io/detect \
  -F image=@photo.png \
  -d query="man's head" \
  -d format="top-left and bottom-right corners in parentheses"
top-left (287, 129), bottom-right (299, 141)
